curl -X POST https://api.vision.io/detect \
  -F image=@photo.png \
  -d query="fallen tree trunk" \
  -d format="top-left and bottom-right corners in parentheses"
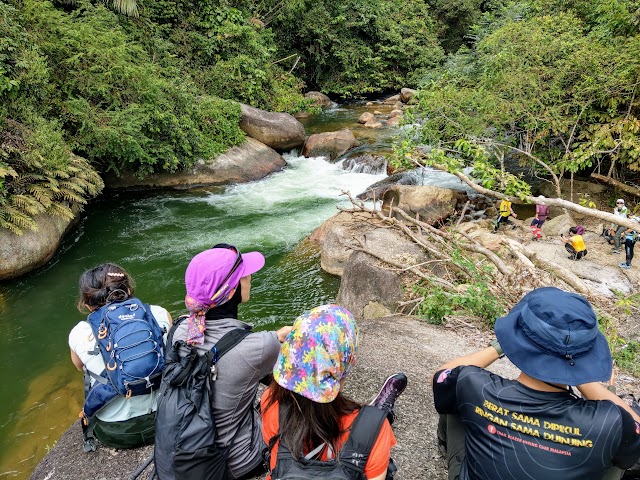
top-left (590, 173), bottom-right (640, 198)
top-left (429, 163), bottom-right (640, 231)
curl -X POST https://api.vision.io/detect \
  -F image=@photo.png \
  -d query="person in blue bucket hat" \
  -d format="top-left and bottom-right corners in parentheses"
top-left (432, 287), bottom-right (640, 480)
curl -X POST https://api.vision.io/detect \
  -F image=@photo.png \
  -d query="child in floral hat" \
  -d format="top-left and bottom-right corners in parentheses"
top-left (261, 304), bottom-right (407, 480)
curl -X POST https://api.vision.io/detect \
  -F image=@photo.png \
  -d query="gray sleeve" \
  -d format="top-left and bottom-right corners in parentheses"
top-left (250, 330), bottom-right (281, 377)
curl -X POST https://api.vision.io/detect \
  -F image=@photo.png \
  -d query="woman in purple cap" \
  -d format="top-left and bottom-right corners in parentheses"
top-left (171, 244), bottom-right (292, 480)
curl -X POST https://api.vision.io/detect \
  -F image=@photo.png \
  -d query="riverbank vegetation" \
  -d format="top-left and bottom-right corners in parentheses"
top-left (1, 0), bottom-right (446, 233)
top-left (393, 0), bottom-right (640, 197)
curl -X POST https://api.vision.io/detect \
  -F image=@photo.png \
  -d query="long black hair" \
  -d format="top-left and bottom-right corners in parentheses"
top-left (264, 380), bottom-right (361, 461)
top-left (77, 263), bottom-right (134, 312)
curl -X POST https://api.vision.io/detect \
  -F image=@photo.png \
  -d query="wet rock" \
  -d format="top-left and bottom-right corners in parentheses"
top-left (383, 94), bottom-right (401, 104)
top-left (104, 138), bottom-right (286, 190)
top-left (302, 129), bottom-right (359, 162)
top-left (385, 116), bottom-right (402, 126)
top-left (364, 120), bottom-right (383, 128)
top-left (342, 154), bottom-right (387, 175)
top-left (239, 104), bottom-right (305, 151)
top-left (390, 109), bottom-right (403, 118)
top-left (358, 112), bottom-right (375, 124)
top-left (304, 91), bottom-right (332, 108)
top-left (0, 214), bottom-right (75, 280)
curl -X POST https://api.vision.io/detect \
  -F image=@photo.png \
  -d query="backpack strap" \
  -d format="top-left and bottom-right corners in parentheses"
top-left (204, 328), bottom-right (252, 386)
top-left (339, 406), bottom-right (388, 477)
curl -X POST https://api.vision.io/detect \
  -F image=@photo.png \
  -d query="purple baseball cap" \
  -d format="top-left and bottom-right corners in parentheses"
top-left (185, 246), bottom-right (265, 306)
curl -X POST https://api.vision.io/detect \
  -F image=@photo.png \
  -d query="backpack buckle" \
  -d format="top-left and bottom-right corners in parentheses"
top-left (98, 325), bottom-right (108, 340)
top-left (210, 363), bottom-right (218, 381)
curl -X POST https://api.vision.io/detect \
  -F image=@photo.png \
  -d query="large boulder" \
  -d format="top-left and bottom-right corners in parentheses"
top-left (382, 185), bottom-right (462, 225)
top-left (383, 94), bottom-right (401, 105)
top-left (336, 228), bottom-right (430, 319)
top-left (302, 129), bottom-right (359, 162)
top-left (104, 138), bottom-right (286, 190)
top-left (239, 104), bottom-right (305, 151)
top-left (400, 88), bottom-right (417, 104)
top-left (0, 214), bottom-right (74, 280)
top-left (309, 212), bottom-right (374, 276)
top-left (542, 214), bottom-right (576, 237)
top-left (304, 91), bottom-right (332, 108)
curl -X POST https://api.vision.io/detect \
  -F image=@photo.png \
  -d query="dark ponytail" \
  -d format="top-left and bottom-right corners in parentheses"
top-left (264, 381), bottom-right (360, 461)
top-left (77, 263), bottom-right (134, 312)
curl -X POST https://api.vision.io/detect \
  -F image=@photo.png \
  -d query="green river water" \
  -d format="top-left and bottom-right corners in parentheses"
top-left (0, 103), bottom-right (402, 479)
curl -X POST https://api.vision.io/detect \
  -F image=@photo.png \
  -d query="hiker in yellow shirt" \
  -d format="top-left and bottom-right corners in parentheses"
top-left (562, 227), bottom-right (588, 260)
top-left (494, 198), bottom-right (518, 232)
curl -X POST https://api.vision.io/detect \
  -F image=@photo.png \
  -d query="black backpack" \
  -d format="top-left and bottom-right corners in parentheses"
top-left (271, 405), bottom-right (397, 480)
top-left (154, 318), bottom-right (251, 480)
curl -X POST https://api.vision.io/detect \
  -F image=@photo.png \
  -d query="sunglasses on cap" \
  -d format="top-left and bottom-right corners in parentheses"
top-left (617, 201), bottom-right (625, 204)
top-left (209, 243), bottom-right (243, 304)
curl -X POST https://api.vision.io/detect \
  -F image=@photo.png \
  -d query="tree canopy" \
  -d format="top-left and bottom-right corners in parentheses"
top-left (393, 0), bottom-right (640, 202)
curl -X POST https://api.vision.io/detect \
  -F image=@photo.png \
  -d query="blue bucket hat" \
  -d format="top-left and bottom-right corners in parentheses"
top-left (495, 287), bottom-right (612, 386)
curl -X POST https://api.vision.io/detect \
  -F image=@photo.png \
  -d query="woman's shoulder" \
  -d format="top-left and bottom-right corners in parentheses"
top-left (69, 320), bottom-right (91, 337)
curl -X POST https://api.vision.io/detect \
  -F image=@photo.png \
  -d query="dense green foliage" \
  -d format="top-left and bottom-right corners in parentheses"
top-left (0, 3), bottom-right (103, 234)
top-left (266, 0), bottom-right (444, 97)
top-left (2, 0), bottom-right (448, 232)
top-left (393, 0), bottom-right (640, 194)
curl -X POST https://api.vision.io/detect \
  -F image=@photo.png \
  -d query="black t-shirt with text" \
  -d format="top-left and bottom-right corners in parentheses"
top-left (433, 366), bottom-right (640, 480)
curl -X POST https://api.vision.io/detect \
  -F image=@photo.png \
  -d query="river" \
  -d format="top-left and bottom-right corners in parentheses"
top-left (0, 102), bottom-right (404, 479)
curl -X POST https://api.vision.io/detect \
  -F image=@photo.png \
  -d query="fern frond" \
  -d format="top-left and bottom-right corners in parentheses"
top-left (47, 202), bottom-right (74, 220)
top-left (26, 185), bottom-right (53, 206)
top-left (3, 206), bottom-right (37, 230)
top-left (0, 216), bottom-right (24, 236)
top-left (11, 195), bottom-right (45, 215)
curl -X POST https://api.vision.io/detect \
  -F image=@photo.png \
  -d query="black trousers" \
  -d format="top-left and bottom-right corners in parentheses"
top-left (565, 243), bottom-right (587, 259)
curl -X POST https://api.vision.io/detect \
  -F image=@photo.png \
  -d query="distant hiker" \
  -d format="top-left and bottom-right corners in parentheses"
top-left (611, 199), bottom-right (629, 254)
top-left (433, 287), bottom-right (640, 480)
top-left (262, 304), bottom-right (406, 480)
top-left (620, 215), bottom-right (639, 270)
top-left (69, 263), bottom-right (172, 451)
top-left (155, 244), bottom-right (292, 480)
top-left (493, 198), bottom-right (518, 232)
top-left (562, 226), bottom-right (587, 260)
top-left (530, 197), bottom-right (550, 240)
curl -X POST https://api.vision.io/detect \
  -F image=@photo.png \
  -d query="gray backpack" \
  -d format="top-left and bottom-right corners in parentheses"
top-left (154, 318), bottom-right (251, 480)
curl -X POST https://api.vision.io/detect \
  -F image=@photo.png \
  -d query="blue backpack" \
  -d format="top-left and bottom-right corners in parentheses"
top-left (81, 298), bottom-right (165, 451)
